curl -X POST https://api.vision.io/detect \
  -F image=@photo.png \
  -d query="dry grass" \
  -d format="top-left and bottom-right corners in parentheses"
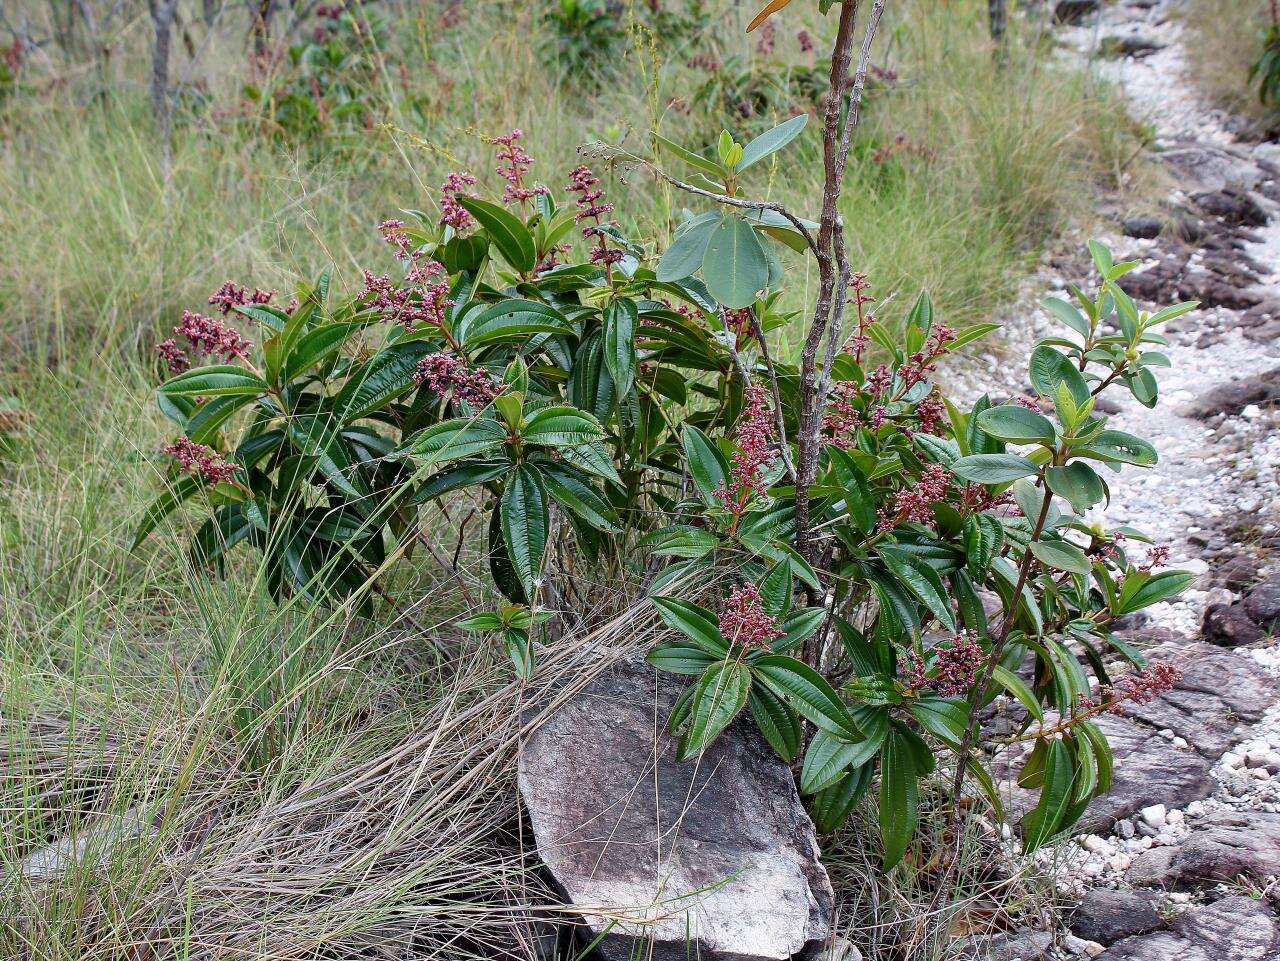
top-left (1183, 0), bottom-right (1277, 126)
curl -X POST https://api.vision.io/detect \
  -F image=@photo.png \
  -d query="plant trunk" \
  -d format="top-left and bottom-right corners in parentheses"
top-left (148, 0), bottom-right (179, 168)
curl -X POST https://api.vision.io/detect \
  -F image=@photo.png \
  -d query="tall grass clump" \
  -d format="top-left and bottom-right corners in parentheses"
top-left (1184, 0), bottom-right (1279, 127)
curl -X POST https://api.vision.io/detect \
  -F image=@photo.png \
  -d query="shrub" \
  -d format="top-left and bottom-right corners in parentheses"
top-left (137, 0), bottom-right (1194, 881)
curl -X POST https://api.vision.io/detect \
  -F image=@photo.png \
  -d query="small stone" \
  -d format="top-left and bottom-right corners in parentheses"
top-left (1121, 215), bottom-right (1162, 239)
top-left (1202, 602), bottom-right (1265, 647)
top-left (1244, 404), bottom-right (1264, 419)
top-left (1083, 941), bottom-right (1105, 958)
top-left (1062, 933), bottom-right (1091, 955)
top-left (1140, 804), bottom-right (1167, 829)
top-left (1116, 819), bottom-right (1135, 839)
top-left (1243, 575), bottom-right (1280, 631)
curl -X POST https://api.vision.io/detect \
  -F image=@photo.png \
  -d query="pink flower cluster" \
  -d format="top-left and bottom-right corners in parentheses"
top-left (900, 324), bottom-right (957, 391)
top-left (155, 339), bottom-right (190, 374)
top-left (440, 171), bottom-right (478, 231)
top-left (915, 390), bottom-right (946, 435)
top-left (715, 385), bottom-right (777, 513)
top-left (877, 461), bottom-right (950, 532)
top-left (902, 634), bottom-right (984, 698)
top-left (492, 129), bottom-right (546, 206)
top-left (1141, 544), bottom-right (1171, 572)
top-left (568, 165), bottom-right (624, 268)
top-left (378, 219), bottom-right (415, 261)
top-left (1079, 661), bottom-right (1182, 715)
top-left (163, 436), bottom-right (237, 485)
top-left (363, 216), bottom-right (454, 330)
top-left (208, 282), bottom-right (276, 316)
top-left (796, 29), bottom-right (814, 53)
top-left (720, 583), bottom-right (782, 649)
top-left (174, 309), bottom-right (252, 362)
top-left (413, 353), bottom-right (500, 406)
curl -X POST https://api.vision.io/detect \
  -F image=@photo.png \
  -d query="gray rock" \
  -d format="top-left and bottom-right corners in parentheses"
top-left (1243, 575), bottom-right (1280, 632)
top-left (1120, 216), bottom-right (1162, 239)
top-left (1053, 0), bottom-right (1098, 23)
top-left (1100, 36), bottom-right (1164, 59)
top-left (1192, 189), bottom-right (1268, 228)
top-left (1099, 896), bottom-right (1279, 960)
top-left (960, 930), bottom-right (1051, 961)
top-left (1068, 889), bottom-right (1165, 946)
top-left (1201, 602), bottom-right (1265, 647)
top-left (1128, 810), bottom-right (1280, 888)
top-left (1187, 368), bottom-right (1280, 419)
top-left (1173, 896), bottom-right (1280, 961)
top-left (1163, 143), bottom-right (1263, 194)
top-left (517, 659), bottom-right (834, 961)
top-left (998, 714), bottom-right (1213, 834)
top-left (22, 808), bottom-right (151, 879)
top-left (1119, 639), bottom-right (1275, 756)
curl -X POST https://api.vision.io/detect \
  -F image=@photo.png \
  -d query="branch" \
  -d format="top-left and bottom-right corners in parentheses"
top-left (747, 310), bottom-right (798, 484)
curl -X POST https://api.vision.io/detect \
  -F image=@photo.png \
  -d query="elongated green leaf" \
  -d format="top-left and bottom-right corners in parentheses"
top-left (951, 453), bottom-right (1039, 484)
top-left (1075, 430), bottom-right (1158, 467)
top-left (604, 299), bottom-right (637, 396)
top-left (992, 665), bottom-right (1043, 721)
top-left (653, 133), bottom-right (724, 178)
top-left (653, 596), bottom-right (728, 656)
top-left (801, 728), bottom-right (884, 794)
top-left (879, 728), bottom-right (920, 869)
top-left (811, 764), bottom-right (873, 833)
top-left (678, 662), bottom-right (751, 760)
top-left (681, 424), bottom-right (730, 506)
top-left (749, 683), bottom-right (802, 761)
top-left (500, 465), bottom-right (548, 598)
top-left (1021, 738), bottom-right (1076, 851)
top-left (458, 196), bottom-right (536, 272)
top-left (647, 644), bottom-right (717, 675)
top-left (522, 406), bottom-right (607, 448)
top-left (829, 448), bottom-right (875, 534)
top-left (737, 113), bottom-right (808, 171)
top-left (977, 405), bottom-right (1056, 445)
top-left (702, 215), bottom-right (769, 308)
top-left (461, 299), bottom-right (575, 345)
top-left (160, 365), bottom-right (268, 398)
top-left (333, 341), bottom-right (432, 423)
top-left (410, 459), bottom-right (510, 504)
top-left (536, 462), bottom-right (620, 533)
top-left (1115, 569), bottom-right (1194, 615)
top-left (283, 323), bottom-right (363, 380)
top-left (1041, 296), bottom-right (1090, 338)
top-left (752, 654), bottom-right (860, 740)
top-left (878, 545), bottom-right (956, 632)
top-left (909, 697), bottom-right (968, 747)
top-left (1030, 539), bottom-right (1091, 575)
top-left (131, 475), bottom-right (203, 549)
top-left (186, 395), bottom-right (254, 445)
top-left (403, 417), bottom-right (509, 465)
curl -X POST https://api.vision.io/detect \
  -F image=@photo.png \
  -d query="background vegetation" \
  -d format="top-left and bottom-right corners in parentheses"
top-left (0, 0), bottom-right (1156, 957)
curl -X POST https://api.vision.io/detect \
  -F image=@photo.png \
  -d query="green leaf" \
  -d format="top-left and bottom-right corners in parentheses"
top-left (500, 465), bottom-right (549, 599)
top-left (1115, 569), bottom-right (1195, 615)
top-left (333, 341), bottom-right (432, 423)
top-left (1021, 738), bottom-right (1076, 851)
top-left (811, 764), bottom-right (873, 834)
top-left (1029, 345), bottom-right (1090, 409)
top-left (749, 684), bottom-right (802, 761)
top-left (653, 596), bottom-right (728, 657)
top-left (131, 475), bottom-right (203, 549)
top-left (557, 439), bottom-right (622, 483)
top-left (504, 628), bottom-right (534, 680)
top-left (283, 323), bottom-right (362, 380)
top-left (647, 644), bottom-right (718, 675)
top-left (758, 560), bottom-right (793, 617)
top-left (410, 459), bottom-right (510, 504)
top-left (878, 546), bottom-right (956, 633)
top-left (160, 365), bottom-right (268, 398)
top-left (702, 214), bottom-right (770, 309)
top-left (403, 417), bottom-right (509, 465)
top-left (752, 654), bottom-right (861, 741)
top-left (977, 405), bottom-right (1056, 446)
top-left (458, 196), bottom-right (536, 272)
top-left (681, 425), bottom-right (730, 506)
top-left (1041, 296), bottom-right (1091, 338)
top-left (536, 463), bottom-right (620, 533)
top-left (460, 299), bottom-right (575, 345)
top-left (604, 299), bottom-right (638, 397)
top-left (185, 395), bottom-right (254, 445)
top-left (829, 448), bottom-right (875, 534)
top-left (1075, 429), bottom-right (1158, 467)
top-left (950, 453), bottom-right (1039, 484)
top-left (801, 728), bottom-right (884, 794)
top-left (992, 665), bottom-right (1043, 721)
top-left (772, 607), bottom-right (826, 653)
top-left (1046, 462), bottom-right (1106, 512)
top-left (653, 133), bottom-right (724, 178)
top-left (678, 662), bottom-right (751, 760)
top-left (656, 213), bottom-right (720, 281)
top-left (908, 697), bottom-right (968, 747)
top-left (521, 406), bottom-right (607, 448)
top-left (879, 727), bottom-right (920, 869)
top-left (736, 113), bottom-right (808, 171)
top-left (1030, 539), bottom-right (1091, 575)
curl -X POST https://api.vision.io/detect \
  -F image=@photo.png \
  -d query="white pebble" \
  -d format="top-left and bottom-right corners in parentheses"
top-left (1140, 804), bottom-right (1167, 829)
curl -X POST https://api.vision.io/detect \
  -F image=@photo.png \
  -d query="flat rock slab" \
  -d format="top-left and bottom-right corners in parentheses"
top-left (517, 659), bottom-right (834, 961)
top-left (1128, 809), bottom-right (1280, 888)
top-left (1102, 896), bottom-right (1280, 961)
top-left (998, 714), bottom-right (1213, 834)
top-left (1119, 639), bottom-right (1276, 757)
